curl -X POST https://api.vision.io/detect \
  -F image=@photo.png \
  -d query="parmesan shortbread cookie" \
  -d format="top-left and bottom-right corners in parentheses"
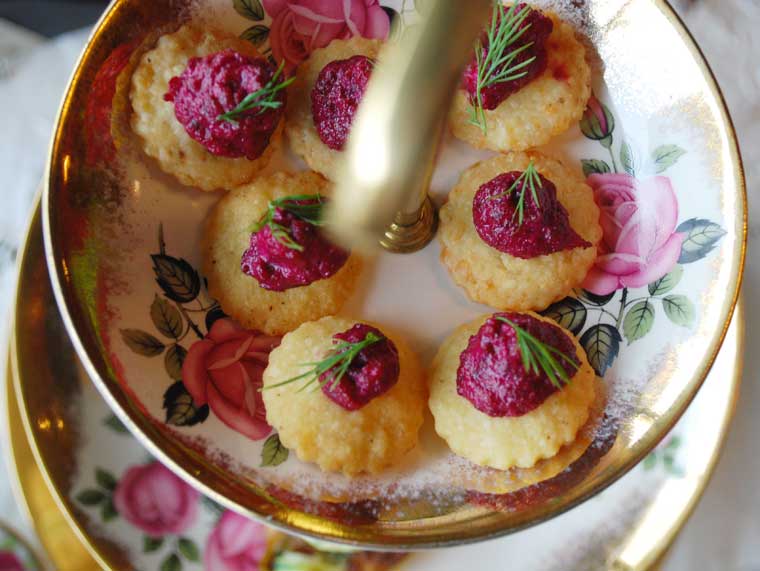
top-left (429, 312), bottom-right (596, 471)
top-left (130, 25), bottom-right (280, 191)
top-left (263, 317), bottom-right (426, 476)
top-left (203, 171), bottom-right (361, 335)
top-left (449, 10), bottom-right (591, 152)
top-left (438, 151), bottom-right (601, 311)
top-left (285, 37), bottom-right (382, 180)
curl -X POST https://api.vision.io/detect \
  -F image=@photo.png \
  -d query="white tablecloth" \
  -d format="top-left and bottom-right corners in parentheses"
top-left (0, 1), bottom-right (757, 568)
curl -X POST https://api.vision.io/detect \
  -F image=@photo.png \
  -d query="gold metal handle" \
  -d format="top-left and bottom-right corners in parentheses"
top-left (327, 0), bottom-right (491, 253)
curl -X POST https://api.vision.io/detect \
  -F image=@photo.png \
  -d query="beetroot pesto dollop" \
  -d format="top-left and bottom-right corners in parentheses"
top-left (311, 55), bottom-right (374, 150)
top-left (462, 5), bottom-right (553, 110)
top-left (321, 324), bottom-right (400, 411)
top-left (165, 50), bottom-right (284, 159)
top-left (473, 170), bottom-right (590, 258)
top-left (241, 197), bottom-right (349, 291)
top-left (457, 313), bottom-right (579, 417)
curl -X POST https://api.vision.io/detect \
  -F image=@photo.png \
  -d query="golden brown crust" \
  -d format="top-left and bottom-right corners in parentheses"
top-left (263, 316), bottom-right (427, 476)
top-left (449, 11), bottom-right (591, 152)
top-left (428, 312), bottom-right (596, 471)
top-left (438, 151), bottom-right (601, 311)
top-left (130, 25), bottom-right (280, 191)
top-left (202, 171), bottom-right (362, 335)
top-left (285, 37), bottom-right (383, 181)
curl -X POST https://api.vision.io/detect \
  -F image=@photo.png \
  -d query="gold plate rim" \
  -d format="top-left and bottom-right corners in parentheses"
top-left (4, 353), bottom-right (102, 571)
top-left (38, 0), bottom-right (748, 548)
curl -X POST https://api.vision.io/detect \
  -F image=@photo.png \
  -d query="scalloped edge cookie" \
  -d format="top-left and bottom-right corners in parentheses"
top-left (428, 312), bottom-right (596, 471)
top-left (130, 24), bottom-right (281, 191)
top-left (202, 171), bottom-right (362, 335)
top-left (438, 151), bottom-right (601, 311)
top-left (449, 10), bottom-right (591, 152)
top-left (285, 37), bottom-right (382, 181)
top-left (263, 316), bottom-right (427, 476)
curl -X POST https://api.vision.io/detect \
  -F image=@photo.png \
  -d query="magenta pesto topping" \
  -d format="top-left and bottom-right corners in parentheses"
top-left (321, 324), bottom-right (400, 411)
top-left (457, 313), bottom-right (579, 417)
top-left (472, 168), bottom-right (590, 259)
top-left (241, 195), bottom-right (349, 291)
top-left (311, 55), bottom-right (374, 150)
top-left (165, 50), bottom-right (284, 159)
top-left (462, 4), bottom-right (553, 110)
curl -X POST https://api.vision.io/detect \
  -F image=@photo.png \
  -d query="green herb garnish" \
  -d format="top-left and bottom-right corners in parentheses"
top-left (264, 331), bottom-right (383, 392)
top-left (487, 160), bottom-right (543, 225)
top-left (217, 60), bottom-right (294, 124)
top-left (469, 2), bottom-right (536, 134)
top-left (252, 193), bottom-right (326, 252)
top-left (495, 316), bottom-right (578, 388)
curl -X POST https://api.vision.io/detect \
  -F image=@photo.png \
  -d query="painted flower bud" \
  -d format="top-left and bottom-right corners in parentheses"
top-left (580, 95), bottom-right (615, 147)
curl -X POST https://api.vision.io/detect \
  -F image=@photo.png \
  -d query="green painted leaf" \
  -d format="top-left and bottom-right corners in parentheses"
top-left (676, 218), bottom-right (726, 263)
top-left (205, 306), bottom-right (227, 332)
top-left (240, 24), bottom-right (269, 46)
top-left (151, 295), bottom-right (183, 339)
top-left (103, 414), bottom-right (129, 434)
top-left (95, 468), bottom-right (117, 491)
top-left (202, 496), bottom-right (225, 515)
top-left (623, 300), bottom-right (655, 344)
top-left (581, 159), bottom-right (611, 177)
top-left (261, 433), bottom-right (289, 467)
top-left (233, 0), bottom-right (265, 20)
top-left (651, 144), bottom-right (686, 173)
top-left (620, 141), bottom-right (636, 175)
top-left (178, 538), bottom-right (200, 562)
top-left (542, 297), bottom-right (587, 335)
top-left (163, 381), bottom-right (209, 427)
top-left (161, 553), bottom-right (182, 571)
top-left (648, 265), bottom-right (683, 296)
top-left (579, 324), bottom-right (622, 376)
top-left (143, 536), bottom-right (164, 553)
top-left (120, 329), bottom-right (165, 357)
top-left (76, 489), bottom-right (105, 506)
top-left (642, 453), bottom-right (657, 470)
top-left (151, 254), bottom-right (201, 304)
top-left (662, 295), bottom-right (695, 327)
top-left (101, 499), bottom-right (118, 522)
top-left (666, 435), bottom-right (682, 450)
top-left (164, 344), bottom-right (187, 381)
top-left (577, 289), bottom-right (615, 306)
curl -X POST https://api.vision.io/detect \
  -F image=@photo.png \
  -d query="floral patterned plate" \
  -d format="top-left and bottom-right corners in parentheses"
top-left (7, 205), bottom-right (744, 570)
top-left (41, 0), bottom-right (745, 547)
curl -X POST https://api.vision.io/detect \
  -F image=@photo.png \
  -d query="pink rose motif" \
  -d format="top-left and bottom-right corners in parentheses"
top-left (583, 173), bottom-right (684, 295)
top-left (0, 551), bottom-right (25, 571)
top-left (205, 511), bottom-right (268, 571)
top-left (182, 318), bottom-right (280, 440)
top-left (263, 0), bottom-right (390, 71)
top-left (113, 461), bottom-right (199, 537)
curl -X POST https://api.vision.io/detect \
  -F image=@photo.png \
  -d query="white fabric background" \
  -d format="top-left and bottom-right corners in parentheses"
top-left (0, 1), bottom-right (757, 568)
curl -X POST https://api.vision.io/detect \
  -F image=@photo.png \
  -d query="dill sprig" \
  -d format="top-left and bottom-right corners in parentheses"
top-left (469, 2), bottom-right (537, 133)
top-left (487, 160), bottom-right (543, 225)
top-left (218, 60), bottom-right (294, 124)
top-left (263, 331), bottom-right (383, 392)
top-left (496, 316), bottom-right (578, 388)
top-left (252, 193), bottom-right (325, 252)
